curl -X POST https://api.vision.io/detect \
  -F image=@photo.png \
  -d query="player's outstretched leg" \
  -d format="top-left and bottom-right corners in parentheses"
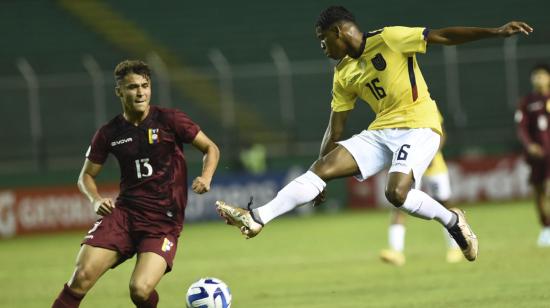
top-left (217, 145), bottom-right (358, 238)
top-left (216, 170), bottom-right (325, 238)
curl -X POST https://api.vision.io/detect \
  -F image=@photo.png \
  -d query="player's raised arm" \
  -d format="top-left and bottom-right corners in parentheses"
top-left (191, 130), bottom-right (220, 194)
top-left (78, 159), bottom-right (115, 216)
top-left (427, 21), bottom-right (533, 45)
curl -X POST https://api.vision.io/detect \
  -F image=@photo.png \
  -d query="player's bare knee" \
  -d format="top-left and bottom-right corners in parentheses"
top-left (129, 280), bottom-right (154, 302)
top-left (385, 184), bottom-right (409, 207)
top-left (70, 265), bottom-right (97, 292)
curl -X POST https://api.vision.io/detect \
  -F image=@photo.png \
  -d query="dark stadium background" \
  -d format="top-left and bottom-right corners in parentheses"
top-left (2, 1), bottom-right (550, 307)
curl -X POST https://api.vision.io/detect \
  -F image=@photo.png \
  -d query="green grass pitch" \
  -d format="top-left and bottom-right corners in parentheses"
top-left (1, 201), bottom-right (549, 307)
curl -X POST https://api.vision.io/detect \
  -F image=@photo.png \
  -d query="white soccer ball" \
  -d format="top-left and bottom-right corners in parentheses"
top-left (186, 277), bottom-right (232, 308)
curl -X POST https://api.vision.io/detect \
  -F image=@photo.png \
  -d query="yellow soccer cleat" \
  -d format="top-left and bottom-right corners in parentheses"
top-left (379, 249), bottom-right (406, 266)
top-left (216, 200), bottom-right (263, 239)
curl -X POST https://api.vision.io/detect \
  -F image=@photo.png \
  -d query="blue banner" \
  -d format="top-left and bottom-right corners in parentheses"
top-left (185, 169), bottom-right (304, 222)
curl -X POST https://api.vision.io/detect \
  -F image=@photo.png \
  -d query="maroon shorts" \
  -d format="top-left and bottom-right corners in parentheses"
top-left (82, 207), bottom-right (181, 272)
top-left (527, 156), bottom-right (550, 185)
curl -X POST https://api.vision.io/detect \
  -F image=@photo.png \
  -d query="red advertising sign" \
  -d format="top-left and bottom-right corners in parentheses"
top-left (0, 185), bottom-right (118, 238)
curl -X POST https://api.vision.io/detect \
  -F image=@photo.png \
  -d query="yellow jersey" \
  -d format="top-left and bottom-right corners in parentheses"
top-left (425, 111), bottom-right (448, 176)
top-left (424, 151), bottom-right (448, 176)
top-left (331, 26), bottom-right (441, 135)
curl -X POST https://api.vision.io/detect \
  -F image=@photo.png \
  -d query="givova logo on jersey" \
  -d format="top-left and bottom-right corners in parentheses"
top-left (148, 128), bottom-right (160, 144)
top-left (111, 137), bottom-right (133, 147)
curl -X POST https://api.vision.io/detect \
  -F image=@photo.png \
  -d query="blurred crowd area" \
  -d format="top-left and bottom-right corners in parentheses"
top-left (1, 0), bottom-right (549, 186)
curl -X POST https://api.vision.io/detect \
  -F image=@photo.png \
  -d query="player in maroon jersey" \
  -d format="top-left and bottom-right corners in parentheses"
top-left (52, 60), bottom-right (220, 308)
top-left (515, 64), bottom-right (550, 247)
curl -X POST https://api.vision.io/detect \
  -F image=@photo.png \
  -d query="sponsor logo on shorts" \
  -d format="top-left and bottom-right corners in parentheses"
top-left (393, 162), bottom-right (408, 168)
top-left (162, 237), bottom-right (174, 252)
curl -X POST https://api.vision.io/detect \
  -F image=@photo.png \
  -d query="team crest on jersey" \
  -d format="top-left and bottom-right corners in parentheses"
top-left (371, 53), bottom-right (386, 71)
top-left (161, 238), bottom-right (174, 252)
top-left (148, 128), bottom-right (160, 144)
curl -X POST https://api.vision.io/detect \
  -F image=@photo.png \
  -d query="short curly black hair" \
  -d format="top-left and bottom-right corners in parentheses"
top-left (114, 59), bottom-right (151, 83)
top-left (315, 6), bottom-right (356, 31)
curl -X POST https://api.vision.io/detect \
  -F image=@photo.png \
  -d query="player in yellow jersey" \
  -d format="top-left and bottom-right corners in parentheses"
top-left (216, 6), bottom-right (532, 262)
top-left (380, 115), bottom-right (462, 266)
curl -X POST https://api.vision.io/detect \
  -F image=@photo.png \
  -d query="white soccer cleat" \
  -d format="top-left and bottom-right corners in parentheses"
top-left (216, 200), bottom-right (263, 239)
top-left (379, 249), bottom-right (406, 266)
top-left (447, 208), bottom-right (478, 261)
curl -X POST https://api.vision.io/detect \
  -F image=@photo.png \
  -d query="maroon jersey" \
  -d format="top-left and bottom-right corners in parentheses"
top-left (86, 106), bottom-right (200, 226)
top-left (516, 93), bottom-right (550, 154)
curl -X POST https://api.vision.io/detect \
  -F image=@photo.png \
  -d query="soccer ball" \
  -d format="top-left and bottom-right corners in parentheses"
top-left (186, 277), bottom-right (232, 308)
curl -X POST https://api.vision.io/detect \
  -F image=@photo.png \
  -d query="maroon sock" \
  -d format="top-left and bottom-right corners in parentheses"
top-left (52, 284), bottom-right (85, 308)
top-left (133, 289), bottom-right (159, 308)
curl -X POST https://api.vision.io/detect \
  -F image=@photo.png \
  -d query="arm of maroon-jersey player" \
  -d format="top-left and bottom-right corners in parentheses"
top-left (426, 21), bottom-right (532, 45)
top-left (516, 99), bottom-right (532, 147)
top-left (516, 99), bottom-right (544, 158)
top-left (191, 131), bottom-right (220, 194)
top-left (78, 159), bottom-right (115, 216)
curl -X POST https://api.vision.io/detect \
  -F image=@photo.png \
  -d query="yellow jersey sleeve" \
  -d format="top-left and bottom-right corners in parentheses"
top-left (331, 74), bottom-right (357, 112)
top-left (424, 151), bottom-right (448, 176)
top-left (381, 26), bottom-right (428, 54)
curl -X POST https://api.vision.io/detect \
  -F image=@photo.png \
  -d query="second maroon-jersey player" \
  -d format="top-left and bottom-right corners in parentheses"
top-left (515, 63), bottom-right (550, 247)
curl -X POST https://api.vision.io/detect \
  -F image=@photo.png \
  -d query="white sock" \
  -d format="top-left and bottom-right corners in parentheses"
top-left (539, 227), bottom-right (550, 238)
top-left (388, 224), bottom-right (405, 252)
top-left (443, 228), bottom-right (459, 248)
top-left (399, 189), bottom-right (455, 228)
top-left (256, 171), bottom-right (326, 224)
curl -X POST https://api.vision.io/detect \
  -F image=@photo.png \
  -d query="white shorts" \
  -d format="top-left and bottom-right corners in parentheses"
top-left (337, 128), bottom-right (440, 184)
top-left (421, 173), bottom-right (452, 202)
